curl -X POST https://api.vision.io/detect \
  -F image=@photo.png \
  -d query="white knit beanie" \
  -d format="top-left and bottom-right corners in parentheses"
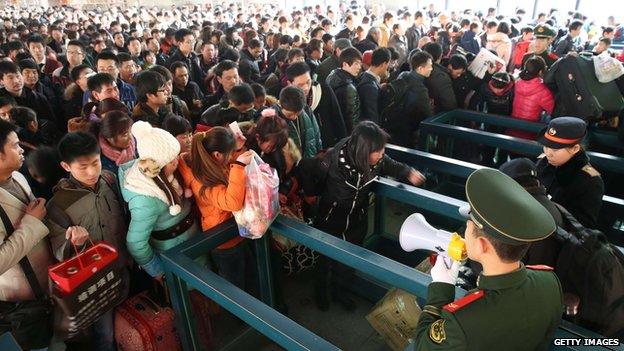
top-left (132, 121), bottom-right (181, 170)
top-left (132, 121), bottom-right (182, 216)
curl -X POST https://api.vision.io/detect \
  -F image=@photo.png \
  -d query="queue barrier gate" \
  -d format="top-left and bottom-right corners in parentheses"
top-left (161, 177), bottom-right (620, 350)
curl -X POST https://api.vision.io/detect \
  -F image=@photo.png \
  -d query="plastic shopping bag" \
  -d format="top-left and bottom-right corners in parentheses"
top-left (233, 151), bottom-right (280, 239)
top-left (593, 52), bottom-right (624, 83)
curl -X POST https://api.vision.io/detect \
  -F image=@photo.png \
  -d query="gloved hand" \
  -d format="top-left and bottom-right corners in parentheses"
top-left (431, 255), bottom-right (461, 285)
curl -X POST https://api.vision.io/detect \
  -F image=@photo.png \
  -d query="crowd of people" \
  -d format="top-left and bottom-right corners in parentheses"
top-left (0, 1), bottom-right (622, 350)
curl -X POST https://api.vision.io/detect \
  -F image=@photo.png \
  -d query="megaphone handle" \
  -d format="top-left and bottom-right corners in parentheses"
top-left (429, 253), bottom-right (438, 266)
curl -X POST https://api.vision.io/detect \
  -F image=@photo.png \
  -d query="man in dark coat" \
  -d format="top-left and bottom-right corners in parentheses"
top-left (316, 38), bottom-right (353, 83)
top-left (238, 39), bottom-right (265, 84)
top-left (326, 48), bottom-right (363, 133)
top-left (166, 29), bottom-right (206, 89)
top-left (286, 62), bottom-right (347, 149)
top-left (385, 51), bottom-right (434, 148)
top-left (553, 20), bottom-right (583, 56)
top-left (423, 42), bottom-right (457, 113)
top-left (405, 11), bottom-right (426, 52)
top-left (357, 48), bottom-right (390, 124)
top-left (354, 27), bottom-right (381, 54)
top-left (0, 61), bottom-right (57, 127)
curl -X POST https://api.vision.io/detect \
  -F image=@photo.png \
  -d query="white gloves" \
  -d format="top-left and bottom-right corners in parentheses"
top-left (430, 255), bottom-right (461, 285)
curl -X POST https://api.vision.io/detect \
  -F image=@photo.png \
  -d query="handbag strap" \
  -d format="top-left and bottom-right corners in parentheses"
top-left (0, 204), bottom-right (46, 299)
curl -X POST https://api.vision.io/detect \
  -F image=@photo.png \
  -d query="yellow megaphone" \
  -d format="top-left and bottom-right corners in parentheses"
top-left (399, 213), bottom-right (467, 262)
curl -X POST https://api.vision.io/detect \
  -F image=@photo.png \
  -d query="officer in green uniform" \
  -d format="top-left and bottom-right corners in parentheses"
top-left (523, 24), bottom-right (559, 69)
top-left (413, 168), bottom-right (564, 350)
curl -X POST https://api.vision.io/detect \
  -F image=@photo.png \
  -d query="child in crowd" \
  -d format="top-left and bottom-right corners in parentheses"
top-left (9, 106), bottom-right (44, 153)
top-left (94, 111), bottom-right (137, 174)
top-left (508, 55), bottom-right (554, 140)
top-left (25, 146), bottom-right (66, 200)
top-left (163, 114), bottom-right (194, 154)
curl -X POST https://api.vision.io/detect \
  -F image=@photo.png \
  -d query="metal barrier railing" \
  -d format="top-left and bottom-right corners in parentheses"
top-left (161, 177), bottom-right (615, 351)
top-left (419, 118), bottom-right (624, 175)
top-left (425, 109), bottom-right (623, 152)
top-left (384, 145), bottom-right (624, 238)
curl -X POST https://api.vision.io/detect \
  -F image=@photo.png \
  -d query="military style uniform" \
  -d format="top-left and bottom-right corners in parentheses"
top-left (413, 169), bottom-right (564, 350)
top-left (536, 117), bottom-right (605, 228)
top-left (523, 24), bottom-right (559, 69)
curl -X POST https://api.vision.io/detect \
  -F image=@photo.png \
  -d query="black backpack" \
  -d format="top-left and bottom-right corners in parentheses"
top-left (553, 203), bottom-right (624, 337)
top-left (378, 76), bottom-right (410, 128)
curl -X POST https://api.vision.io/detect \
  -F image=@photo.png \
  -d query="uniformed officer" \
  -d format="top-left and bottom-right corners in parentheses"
top-left (536, 116), bottom-right (605, 228)
top-left (523, 24), bottom-right (559, 69)
top-left (413, 168), bottom-right (563, 350)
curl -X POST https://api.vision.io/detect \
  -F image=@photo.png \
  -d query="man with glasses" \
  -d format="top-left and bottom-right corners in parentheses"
top-left (132, 70), bottom-right (171, 127)
top-left (52, 40), bottom-right (87, 89)
top-left (167, 28), bottom-right (206, 90)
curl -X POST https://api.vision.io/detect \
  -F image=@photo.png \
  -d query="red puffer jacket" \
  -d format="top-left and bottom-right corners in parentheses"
top-left (508, 77), bottom-right (554, 140)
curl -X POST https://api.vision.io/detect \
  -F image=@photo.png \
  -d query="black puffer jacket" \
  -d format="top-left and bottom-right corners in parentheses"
top-left (385, 71), bottom-right (433, 148)
top-left (309, 81), bottom-right (347, 149)
top-left (299, 138), bottom-right (413, 240)
top-left (425, 63), bottom-right (458, 113)
top-left (327, 68), bottom-right (361, 133)
top-left (357, 71), bottom-right (381, 124)
top-left (536, 151), bottom-right (605, 229)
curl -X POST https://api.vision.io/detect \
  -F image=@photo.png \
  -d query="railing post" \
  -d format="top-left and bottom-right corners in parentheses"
top-left (374, 194), bottom-right (386, 237)
top-left (254, 235), bottom-right (275, 307)
top-left (165, 272), bottom-right (198, 351)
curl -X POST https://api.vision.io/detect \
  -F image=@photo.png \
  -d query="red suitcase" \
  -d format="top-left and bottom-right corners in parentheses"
top-left (114, 292), bottom-right (182, 351)
top-left (188, 290), bottom-right (215, 351)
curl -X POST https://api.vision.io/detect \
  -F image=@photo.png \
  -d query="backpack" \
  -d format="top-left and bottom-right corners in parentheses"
top-left (553, 203), bottom-right (624, 337)
top-left (378, 76), bottom-right (410, 128)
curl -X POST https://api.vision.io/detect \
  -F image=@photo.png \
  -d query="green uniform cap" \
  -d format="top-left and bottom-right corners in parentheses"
top-left (534, 24), bottom-right (556, 38)
top-left (461, 169), bottom-right (556, 245)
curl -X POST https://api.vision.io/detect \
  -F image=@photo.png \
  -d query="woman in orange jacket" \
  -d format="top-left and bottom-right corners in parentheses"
top-left (178, 126), bottom-right (253, 289)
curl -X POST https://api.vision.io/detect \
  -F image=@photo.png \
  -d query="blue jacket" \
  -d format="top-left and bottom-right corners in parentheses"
top-left (460, 31), bottom-right (481, 55)
top-left (83, 79), bottom-right (137, 111)
top-left (118, 160), bottom-right (199, 277)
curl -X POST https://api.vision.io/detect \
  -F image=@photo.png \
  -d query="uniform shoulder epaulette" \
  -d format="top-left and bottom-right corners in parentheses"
top-left (582, 165), bottom-right (600, 177)
top-left (443, 290), bottom-right (484, 313)
top-left (526, 264), bottom-right (554, 271)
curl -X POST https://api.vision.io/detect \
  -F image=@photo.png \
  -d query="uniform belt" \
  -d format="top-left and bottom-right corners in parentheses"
top-left (151, 210), bottom-right (195, 241)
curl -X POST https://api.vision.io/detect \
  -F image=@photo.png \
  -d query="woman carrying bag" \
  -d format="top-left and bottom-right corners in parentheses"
top-left (178, 127), bottom-right (254, 290)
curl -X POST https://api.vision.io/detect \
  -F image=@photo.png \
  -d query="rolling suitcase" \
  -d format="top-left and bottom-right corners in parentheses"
top-left (188, 290), bottom-right (216, 350)
top-left (114, 292), bottom-right (181, 351)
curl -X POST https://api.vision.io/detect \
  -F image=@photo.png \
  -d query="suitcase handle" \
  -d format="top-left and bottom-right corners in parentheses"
top-left (136, 295), bottom-right (162, 314)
